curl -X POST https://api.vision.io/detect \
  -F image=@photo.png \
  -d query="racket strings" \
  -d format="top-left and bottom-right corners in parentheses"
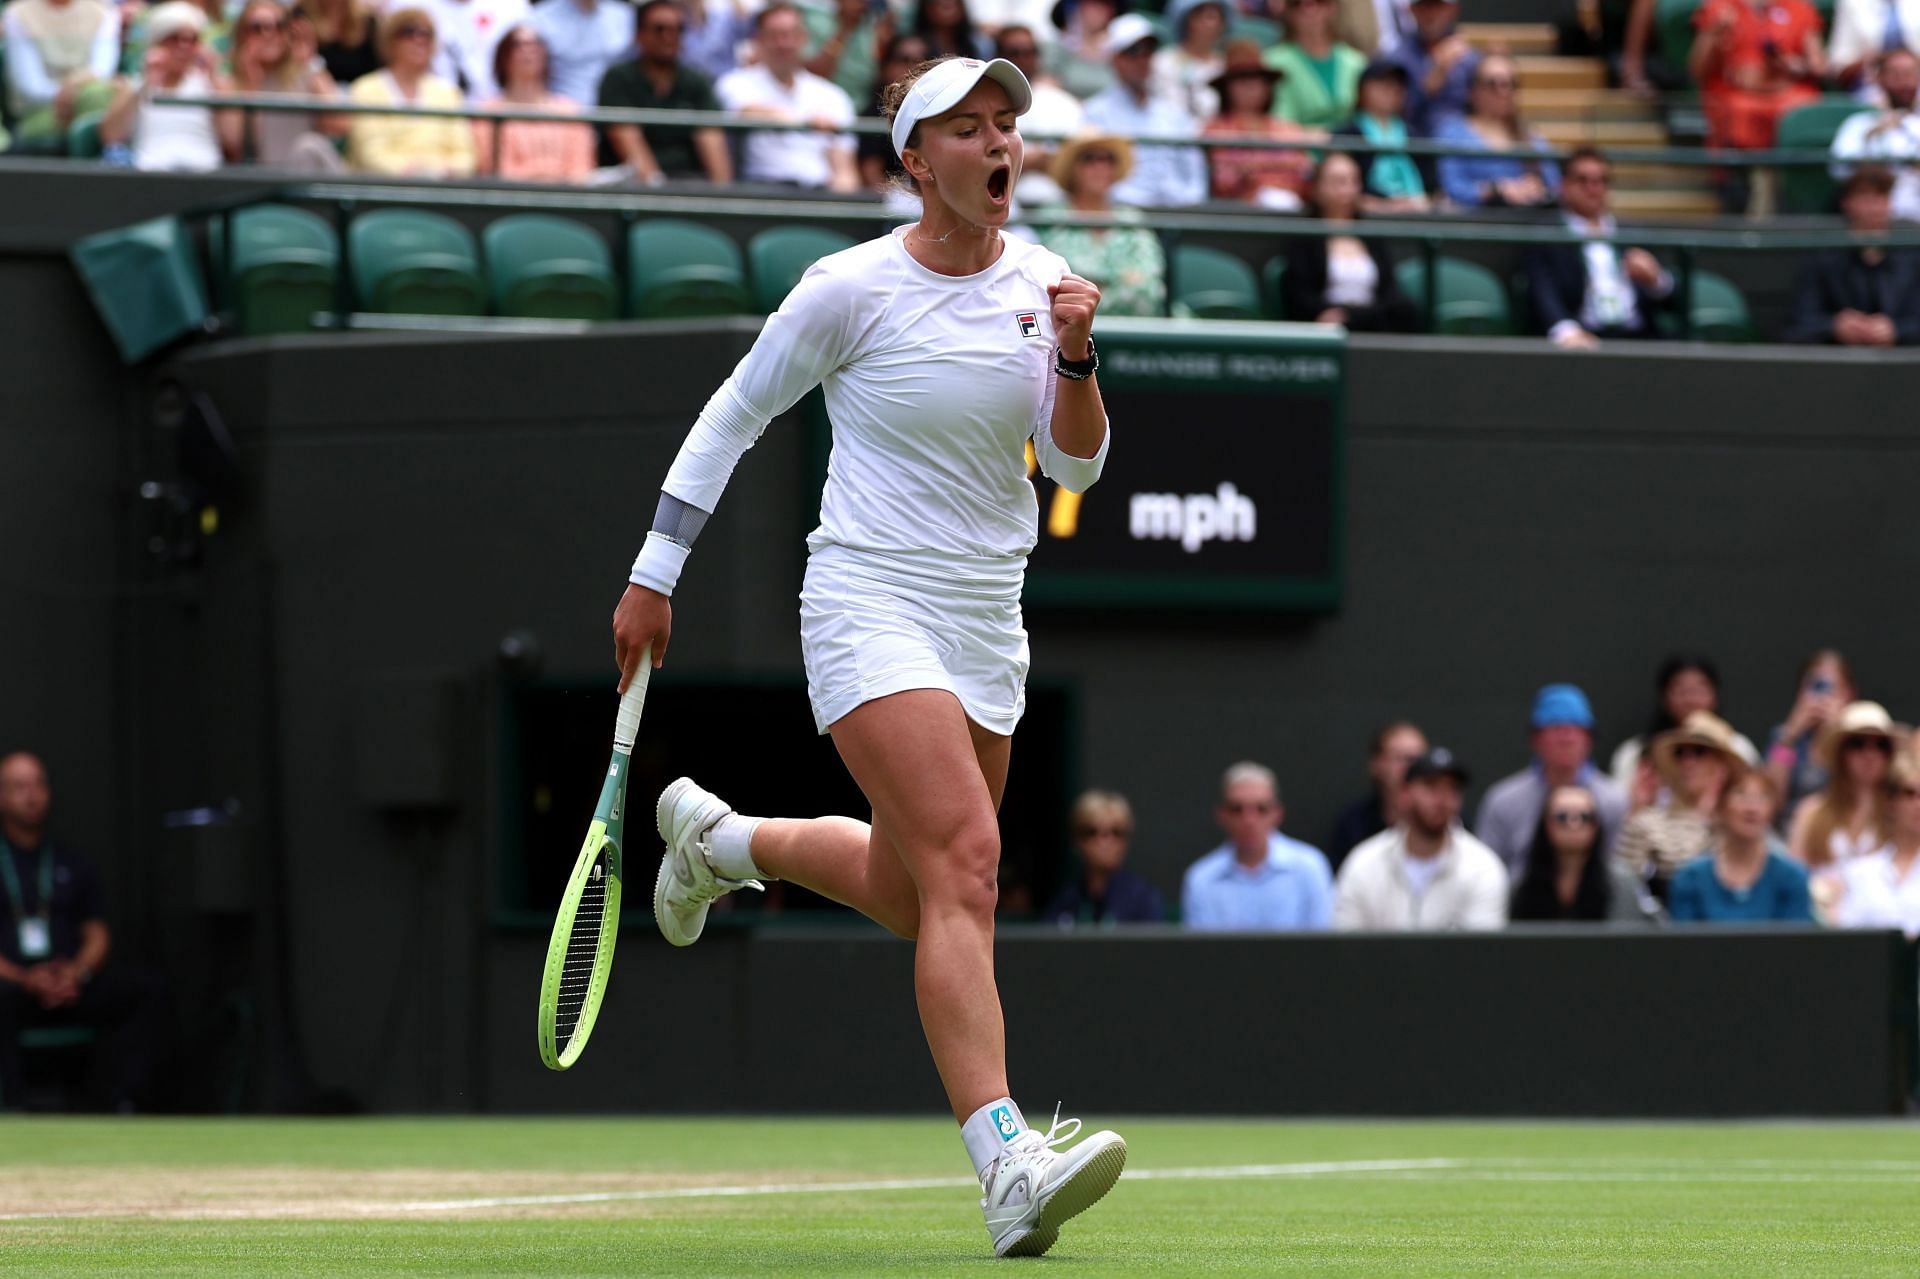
top-left (553, 845), bottom-right (612, 1051)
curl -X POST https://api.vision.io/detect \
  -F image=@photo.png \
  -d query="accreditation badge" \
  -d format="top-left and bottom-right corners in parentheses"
top-left (17, 917), bottom-right (49, 959)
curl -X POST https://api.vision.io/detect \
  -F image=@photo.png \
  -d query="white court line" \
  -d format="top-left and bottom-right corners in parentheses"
top-left (388, 1159), bottom-right (1465, 1212)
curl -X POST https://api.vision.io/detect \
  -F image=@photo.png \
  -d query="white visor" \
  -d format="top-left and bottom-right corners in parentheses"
top-left (890, 57), bottom-right (1034, 162)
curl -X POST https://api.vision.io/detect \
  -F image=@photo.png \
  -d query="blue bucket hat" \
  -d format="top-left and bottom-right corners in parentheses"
top-left (1531, 683), bottom-right (1595, 731)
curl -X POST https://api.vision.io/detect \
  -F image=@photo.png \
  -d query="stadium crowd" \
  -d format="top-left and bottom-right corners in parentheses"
top-left (1035, 649), bottom-right (1920, 934)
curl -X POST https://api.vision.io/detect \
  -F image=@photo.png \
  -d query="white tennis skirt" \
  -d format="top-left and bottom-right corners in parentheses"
top-left (799, 544), bottom-right (1030, 737)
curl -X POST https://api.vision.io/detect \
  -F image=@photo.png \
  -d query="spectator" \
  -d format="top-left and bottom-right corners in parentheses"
top-left (1689, 0), bottom-right (1825, 154)
top-left (0, 752), bottom-right (169, 1112)
top-left (100, 2), bottom-right (233, 172)
top-left (1326, 719), bottom-right (1428, 867)
top-left (121, 0), bottom-right (232, 78)
top-left (1339, 0), bottom-right (1394, 54)
top-left (916, 0), bottom-right (993, 60)
top-left (347, 10), bottom-right (478, 178)
top-left (226, 0), bottom-right (348, 171)
top-left (1524, 147), bottom-right (1678, 349)
top-left (1334, 58), bottom-right (1431, 210)
top-left (1787, 700), bottom-right (1897, 874)
top-left (1834, 752), bottom-right (1920, 937)
top-left (1510, 783), bottom-right (1660, 922)
top-left (1475, 683), bottom-right (1630, 877)
top-left (717, 3), bottom-right (859, 192)
top-left (1831, 51), bottom-right (1920, 223)
top-left (1382, 0), bottom-right (1477, 136)
top-left (1044, 790), bottom-right (1168, 926)
top-left (1083, 13), bottom-right (1210, 206)
top-left (472, 25), bottom-right (596, 181)
top-left (1433, 54), bottom-right (1560, 209)
top-left (1052, 0), bottom-right (1124, 100)
top-left (530, 0), bottom-right (636, 110)
top-left (1181, 761), bottom-right (1334, 930)
top-left (423, 0), bottom-right (531, 101)
top-left (304, 0), bottom-right (381, 88)
top-left (1267, 0), bottom-right (1366, 128)
top-left (681, 0), bottom-right (749, 84)
top-left (1614, 711), bottom-right (1741, 896)
top-left (1154, 0), bottom-right (1229, 121)
top-left (1609, 654), bottom-right (1760, 808)
top-left (1336, 747), bottom-right (1509, 930)
top-left (1784, 167), bottom-right (1920, 344)
top-left (803, 0), bottom-right (892, 102)
top-left (1037, 131), bottom-right (1168, 314)
top-left (997, 24), bottom-right (1085, 202)
top-left (971, 0), bottom-right (1057, 40)
top-left (598, 0), bottom-right (732, 182)
top-left (858, 34), bottom-right (932, 192)
top-left (1281, 150), bottom-right (1421, 326)
top-left (2, 0), bottom-right (121, 148)
top-left (1202, 39), bottom-right (1321, 207)
top-left (1668, 769), bottom-right (1815, 924)
top-left (1824, 0), bottom-right (1920, 94)
top-left (1763, 649), bottom-right (1857, 815)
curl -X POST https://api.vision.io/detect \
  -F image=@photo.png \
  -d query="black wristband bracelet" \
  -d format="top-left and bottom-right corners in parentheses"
top-left (1055, 337), bottom-right (1098, 381)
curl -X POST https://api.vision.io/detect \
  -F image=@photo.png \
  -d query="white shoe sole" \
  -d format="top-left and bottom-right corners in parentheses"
top-left (996, 1133), bottom-right (1128, 1259)
top-left (652, 777), bottom-right (731, 948)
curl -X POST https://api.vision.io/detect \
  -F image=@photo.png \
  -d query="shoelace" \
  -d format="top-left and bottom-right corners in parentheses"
top-left (1007, 1104), bottom-right (1082, 1162)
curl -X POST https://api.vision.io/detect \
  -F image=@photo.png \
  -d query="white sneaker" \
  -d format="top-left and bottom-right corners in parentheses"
top-left (653, 777), bottom-right (762, 947)
top-left (980, 1111), bottom-right (1127, 1258)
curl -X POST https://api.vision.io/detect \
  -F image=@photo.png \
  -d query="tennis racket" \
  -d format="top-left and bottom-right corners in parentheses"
top-left (537, 645), bottom-right (651, 1071)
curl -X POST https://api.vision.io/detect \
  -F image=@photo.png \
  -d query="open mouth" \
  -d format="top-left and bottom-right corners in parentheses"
top-left (986, 166), bottom-right (1011, 205)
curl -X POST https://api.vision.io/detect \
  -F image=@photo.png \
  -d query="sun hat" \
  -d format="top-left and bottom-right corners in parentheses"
top-left (1649, 711), bottom-right (1742, 786)
top-left (1208, 38), bottom-right (1284, 99)
top-left (147, 0), bottom-right (209, 44)
top-left (891, 56), bottom-right (1034, 161)
top-left (1050, 128), bottom-right (1135, 188)
top-left (1103, 12), bottom-right (1160, 55)
top-left (1814, 700), bottom-right (1901, 772)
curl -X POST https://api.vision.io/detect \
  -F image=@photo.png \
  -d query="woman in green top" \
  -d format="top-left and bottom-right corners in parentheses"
top-left (1262, 0), bottom-right (1364, 127)
top-left (1036, 131), bottom-right (1167, 318)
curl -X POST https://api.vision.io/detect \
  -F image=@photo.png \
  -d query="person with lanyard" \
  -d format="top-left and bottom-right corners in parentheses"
top-left (0, 751), bottom-right (167, 1111)
top-left (611, 54), bottom-right (1127, 1259)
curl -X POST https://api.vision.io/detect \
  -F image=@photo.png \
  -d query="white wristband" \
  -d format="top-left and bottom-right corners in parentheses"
top-left (629, 531), bottom-right (691, 596)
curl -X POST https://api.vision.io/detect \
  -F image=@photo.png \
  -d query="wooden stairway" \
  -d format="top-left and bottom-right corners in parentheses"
top-left (1458, 23), bottom-right (1719, 217)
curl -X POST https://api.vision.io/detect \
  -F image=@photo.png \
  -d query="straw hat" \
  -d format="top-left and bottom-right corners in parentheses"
top-left (1648, 711), bottom-right (1742, 786)
top-left (1050, 130), bottom-right (1135, 190)
top-left (1814, 700), bottom-right (1901, 772)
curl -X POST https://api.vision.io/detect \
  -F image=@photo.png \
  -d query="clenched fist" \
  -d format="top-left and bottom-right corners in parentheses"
top-left (1048, 272), bottom-right (1101, 362)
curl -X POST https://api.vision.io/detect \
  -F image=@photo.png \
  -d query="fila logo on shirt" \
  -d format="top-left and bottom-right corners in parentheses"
top-left (1014, 312), bottom-right (1041, 339)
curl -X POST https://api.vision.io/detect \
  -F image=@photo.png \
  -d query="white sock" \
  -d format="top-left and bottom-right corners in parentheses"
top-left (706, 814), bottom-right (769, 880)
top-left (961, 1097), bottom-right (1027, 1180)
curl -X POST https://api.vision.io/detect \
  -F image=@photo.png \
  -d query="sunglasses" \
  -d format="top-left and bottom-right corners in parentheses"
top-left (1671, 744), bottom-right (1721, 762)
top-left (246, 18), bottom-right (286, 34)
top-left (644, 20), bottom-right (685, 33)
top-left (1568, 170), bottom-right (1611, 186)
top-left (159, 30), bottom-right (202, 45)
top-left (1888, 786), bottom-right (1920, 801)
top-left (1223, 801), bottom-right (1275, 815)
top-left (1550, 809), bottom-right (1597, 827)
top-left (1078, 150), bottom-right (1117, 164)
top-left (1001, 45), bottom-right (1038, 57)
top-left (395, 23), bottom-right (432, 39)
top-left (1843, 736), bottom-right (1894, 755)
top-left (1075, 825), bottom-right (1130, 840)
top-left (1476, 77), bottom-right (1517, 90)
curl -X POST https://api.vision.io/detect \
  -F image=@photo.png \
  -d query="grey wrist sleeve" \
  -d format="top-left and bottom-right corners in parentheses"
top-left (651, 492), bottom-right (712, 549)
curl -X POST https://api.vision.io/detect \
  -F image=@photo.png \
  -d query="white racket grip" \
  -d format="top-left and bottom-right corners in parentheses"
top-left (615, 644), bottom-right (652, 753)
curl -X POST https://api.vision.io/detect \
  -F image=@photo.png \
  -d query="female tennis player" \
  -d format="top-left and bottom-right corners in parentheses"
top-left (611, 54), bottom-right (1124, 1259)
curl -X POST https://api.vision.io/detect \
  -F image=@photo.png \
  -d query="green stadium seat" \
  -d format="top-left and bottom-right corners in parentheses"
top-left (1394, 255), bottom-right (1512, 335)
top-left (483, 214), bottom-right (617, 322)
top-left (348, 209), bottom-right (486, 317)
top-left (67, 109), bottom-right (106, 159)
top-left (627, 219), bottom-right (752, 319)
top-left (1778, 100), bottom-right (1865, 214)
top-left (1229, 15), bottom-right (1282, 45)
top-left (1170, 245), bottom-right (1261, 320)
top-left (747, 226), bottom-right (856, 314)
top-left (209, 204), bottom-right (339, 335)
top-left (69, 216), bottom-right (213, 362)
top-left (1261, 255), bottom-right (1288, 320)
top-left (1678, 268), bottom-right (1756, 342)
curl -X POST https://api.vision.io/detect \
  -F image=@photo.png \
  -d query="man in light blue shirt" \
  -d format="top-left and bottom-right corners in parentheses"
top-left (1081, 14), bottom-right (1208, 207)
top-left (1181, 761), bottom-right (1335, 930)
top-left (532, 0), bottom-right (637, 106)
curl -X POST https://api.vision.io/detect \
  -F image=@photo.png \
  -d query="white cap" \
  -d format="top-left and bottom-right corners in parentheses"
top-left (1103, 13), bottom-right (1160, 56)
top-left (147, 0), bottom-right (209, 43)
top-left (890, 56), bottom-right (1034, 161)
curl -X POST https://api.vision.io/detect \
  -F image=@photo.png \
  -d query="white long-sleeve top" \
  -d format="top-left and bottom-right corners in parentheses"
top-left (660, 228), bottom-right (1109, 592)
